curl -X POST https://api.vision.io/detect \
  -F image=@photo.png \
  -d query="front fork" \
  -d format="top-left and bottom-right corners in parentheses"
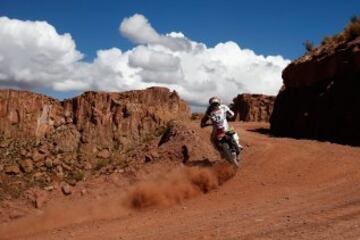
top-left (228, 133), bottom-right (241, 155)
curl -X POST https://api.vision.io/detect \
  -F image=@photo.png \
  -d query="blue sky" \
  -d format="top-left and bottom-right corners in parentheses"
top-left (0, 0), bottom-right (359, 106)
top-left (1, 0), bottom-right (358, 60)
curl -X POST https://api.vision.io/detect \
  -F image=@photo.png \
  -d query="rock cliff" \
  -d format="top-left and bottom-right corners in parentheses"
top-left (270, 37), bottom-right (360, 145)
top-left (0, 87), bottom-right (190, 197)
top-left (231, 94), bottom-right (275, 122)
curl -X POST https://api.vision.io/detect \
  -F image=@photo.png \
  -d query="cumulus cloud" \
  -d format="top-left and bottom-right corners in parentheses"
top-left (120, 13), bottom-right (192, 51)
top-left (0, 14), bottom-right (290, 108)
top-left (0, 17), bottom-right (84, 89)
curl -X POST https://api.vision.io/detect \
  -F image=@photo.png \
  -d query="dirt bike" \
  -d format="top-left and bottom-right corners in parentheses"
top-left (214, 128), bottom-right (241, 167)
top-left (203, 123), bottom-right (241, 167)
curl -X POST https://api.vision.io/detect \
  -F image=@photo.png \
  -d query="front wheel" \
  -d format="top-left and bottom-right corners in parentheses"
top-left (220, 142), bottom-right (239, 167)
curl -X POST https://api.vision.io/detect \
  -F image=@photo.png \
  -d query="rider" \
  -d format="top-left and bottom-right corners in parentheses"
top-left (200, 96), bottom-right (243, 154)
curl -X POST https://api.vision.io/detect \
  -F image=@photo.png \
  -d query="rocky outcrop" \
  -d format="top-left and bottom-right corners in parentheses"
top-left (0, 87), bottom-right (189, 141)
top-left (231, 94), bottom-right (275, 122)
top-left (0, 87), bottom-right (190, 198)
top-left (270, 37), bottom-right (360, 145)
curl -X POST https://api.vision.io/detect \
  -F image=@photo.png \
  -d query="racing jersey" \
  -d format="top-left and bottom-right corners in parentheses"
top-left (201, 104), bottom-right (234, 132)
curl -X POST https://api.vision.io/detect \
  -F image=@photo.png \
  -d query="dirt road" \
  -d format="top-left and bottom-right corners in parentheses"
top-left (1, 122), bottom-right (360, 240)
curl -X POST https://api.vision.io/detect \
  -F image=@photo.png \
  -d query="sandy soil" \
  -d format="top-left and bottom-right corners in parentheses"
top-left (1, 122), bottom-right (360, 240)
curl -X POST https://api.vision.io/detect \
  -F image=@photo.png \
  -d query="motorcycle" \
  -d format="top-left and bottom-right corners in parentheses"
top-left (214, 127), bottom-right (241, 167)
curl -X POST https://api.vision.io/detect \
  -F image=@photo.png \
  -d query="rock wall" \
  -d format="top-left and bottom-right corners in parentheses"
top-left (231, 94), bottom-right (275, 122)
top-left (0, 87), bottom-right (189, 141)
top-left (270, 37), bottom-right (360, 145)
top-left (0, 87), bottom-right (190, 193)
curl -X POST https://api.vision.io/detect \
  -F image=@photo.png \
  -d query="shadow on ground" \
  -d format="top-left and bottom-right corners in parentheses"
top-left (247, 127), bottom-right (272, 136)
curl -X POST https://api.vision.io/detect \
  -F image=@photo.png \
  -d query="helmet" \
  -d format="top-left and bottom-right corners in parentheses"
top-left (209, 96), bottom-right (221, 106)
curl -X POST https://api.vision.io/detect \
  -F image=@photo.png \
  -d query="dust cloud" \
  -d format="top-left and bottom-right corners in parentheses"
top-left (124, 162), bottom-right (237, 209)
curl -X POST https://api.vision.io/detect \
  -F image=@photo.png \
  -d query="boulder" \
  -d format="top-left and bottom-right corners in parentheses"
top-left (33, 190), bottom-right (48, 208)
top-left (9, 210), bottom-right (25, 219)
top-left (32, 150), bottom-right (46, 162)
top-left (61, 182), bottom-right (72, 195)
top-left (19, 159), bottom-right (33, 173)
top-left (20, 149), bottom-right (27, 157)
top-left (4, 165), bottom-right (20, 175)
top-left (0, 141), bottom-right (9, 148)
top-left (97, 149), bottom-right (111, 159)
top-left (44, 158), bottom-right (53, 168)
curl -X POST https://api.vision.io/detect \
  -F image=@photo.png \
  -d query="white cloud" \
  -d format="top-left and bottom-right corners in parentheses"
top-left (0, 16), bottom-right (83, 89)
top-left (0, 14), bottom-right (290, 108)
top-left (120, 13), bottom-right (191, 51)
top-left (129, 46), bottom-right (180, 72)
top-left (120, 14), bottom-right (160, 45)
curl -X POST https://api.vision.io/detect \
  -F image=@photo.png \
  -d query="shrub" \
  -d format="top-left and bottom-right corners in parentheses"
top-left (343, 16), bottom-right (360, 41)
top-left (320, 15), bottom-right (360, 46)
top-left (351, 15), bottom-right (360, 23)
top-left (321, 35), bottom-right (332, 46)
top-left (72, 170), bottom-right (85, 182)
top-left (303, 40), bottom-right (314, 52)
top-left (114, 159), bottom-right (128, 169)
top-left (94, 158), bottom-right (110, 170)
top-left (64, 169), bottom-right (85, 184)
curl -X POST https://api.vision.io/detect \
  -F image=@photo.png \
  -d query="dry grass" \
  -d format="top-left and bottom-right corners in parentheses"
top-left (320, 15), bottom-right (360, 47)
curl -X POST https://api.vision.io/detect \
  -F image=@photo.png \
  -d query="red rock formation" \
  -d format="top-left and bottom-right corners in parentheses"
top-left (0, 87), bottom-right (190, 194)
top-left (0, 87), bottom-right (189, 142)
top-left (270, 37), bottom-right (360, 145)
top-left (231, 94), bottom-right (275, 122)
top-left (0, 90), bottom-right (62, 139)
